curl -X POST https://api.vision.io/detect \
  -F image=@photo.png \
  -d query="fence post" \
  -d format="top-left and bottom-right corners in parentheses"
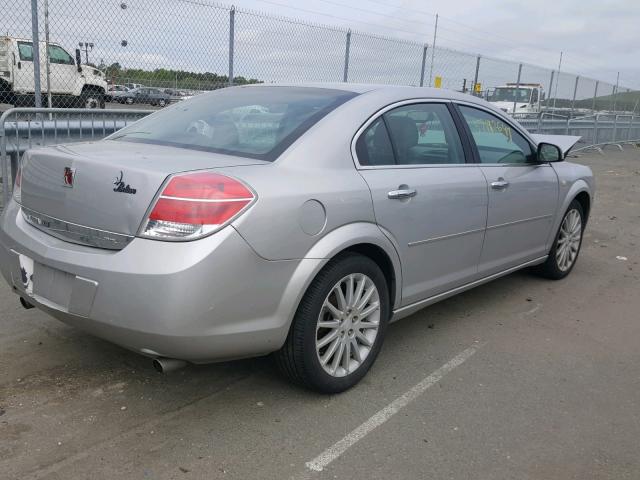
top-left (343, 29), bottom-right (351, 83)
top-left (428, 13), bottom-right (438, 87)
top-left (228, 6), bottom-right (235, 86)
top-left (612, 72), bottom-right (620, 112)
top-left (512, 63), bottom-right (522, 115)
top-left (419, 44), bottom-right (428, 87)
top-left (30, 0), bottom-right (42, 108)
top-left (473, 55), bottom-right (481, 94)
top-left (593, 114), bottom-right (599, 145)
top-left (570, 75), bottom-right (579, 115)
top-left (592, 81), bottom-right (599, 111)
top-left (546, 70), bottom-right (554, 109)
top-left (1, 116), bottom-right (9, 208)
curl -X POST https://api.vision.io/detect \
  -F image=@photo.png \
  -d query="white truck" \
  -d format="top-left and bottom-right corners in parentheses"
top-left (0, 36), bottom-right (107, 108)
top-left (488, 83), bottom-right (545, 114)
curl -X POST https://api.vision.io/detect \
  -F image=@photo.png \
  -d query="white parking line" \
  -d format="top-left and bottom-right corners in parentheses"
top-left (305, 343), bottom-right (483, 472)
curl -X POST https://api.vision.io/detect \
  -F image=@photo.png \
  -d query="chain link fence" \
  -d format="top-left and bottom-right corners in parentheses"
top-left (1, 0), bottom-right (637, 114)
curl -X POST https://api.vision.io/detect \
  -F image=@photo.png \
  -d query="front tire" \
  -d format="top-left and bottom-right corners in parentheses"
top-left (534, 200), bottom-right (585, 279)
top-left (78, 90), bottom-right (104, 109)
top-left (275, 253), bottom-right (390, 393)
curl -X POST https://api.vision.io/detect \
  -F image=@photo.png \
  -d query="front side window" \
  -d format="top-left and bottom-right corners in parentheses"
top-left (110, 86), bottom-right (357, 161)
top-left (47, 45), bottom-right (74, 65)
top-left (458, 105), bottom-right (535, 164)
top-left (356, 103), bottom-right (465, 166)
top-left (489, 87), bottom-right (532, 103)
top-left (17, 42), bottom-right (33, 61)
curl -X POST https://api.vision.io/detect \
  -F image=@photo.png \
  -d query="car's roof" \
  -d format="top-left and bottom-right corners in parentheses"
top-left (242, 82), bottom-right (483, 103)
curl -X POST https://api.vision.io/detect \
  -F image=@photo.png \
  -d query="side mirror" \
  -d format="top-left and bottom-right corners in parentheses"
top-left (537, 142), bottom-right (563, 163)
top-left (75, 49), bottom-right (82, 72)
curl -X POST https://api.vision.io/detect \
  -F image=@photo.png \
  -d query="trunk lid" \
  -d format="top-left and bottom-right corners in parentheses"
top-left (19, 140), bottom-right (266, 239)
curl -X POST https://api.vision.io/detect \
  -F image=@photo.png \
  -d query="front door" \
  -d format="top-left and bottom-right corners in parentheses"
top-left (14, 41), bottom-right (35, 94)
top-left (456, 104), bottom-right (559, 276)
top-left (46, 44), bottom-right (78, 94)
top-left (356, 102), bottom-right (488, 307)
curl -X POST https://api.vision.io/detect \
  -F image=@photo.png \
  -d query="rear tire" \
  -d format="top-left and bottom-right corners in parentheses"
top-left (275, 253), bottom-right (390, 393)
top-left (0, 81), bottom-right (15, 105)
top-left (534, 199), bottom-right (585, 280)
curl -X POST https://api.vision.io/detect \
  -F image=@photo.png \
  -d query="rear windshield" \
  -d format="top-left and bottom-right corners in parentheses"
top-left (110, 86), bottom-right (357, 161)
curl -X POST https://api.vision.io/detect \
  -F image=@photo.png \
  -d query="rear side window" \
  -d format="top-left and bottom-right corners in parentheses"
top-left (384, 103), bottom-right (465, 165)
top-left (356, 103), bottom-right (465, 166)
top-left (458, 105), bottom-right (535, 164)
top-left (17, 42), bottom-right (33, 61)
top-left (355, 117), bottom-right (395, 166)
top-left (111, 86), bottom-right (357, 161)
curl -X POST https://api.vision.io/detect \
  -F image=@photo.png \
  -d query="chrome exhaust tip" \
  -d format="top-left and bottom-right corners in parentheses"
top-left (19, 297), bottom-right (34, 309)
top-left (152, 357), bottom-right (187, 374)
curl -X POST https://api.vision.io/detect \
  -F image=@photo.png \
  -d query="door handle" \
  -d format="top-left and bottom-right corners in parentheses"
top-left (388, 188), bottom-right (417, 199)
top-left (491, 178), bottom-right (509, 190)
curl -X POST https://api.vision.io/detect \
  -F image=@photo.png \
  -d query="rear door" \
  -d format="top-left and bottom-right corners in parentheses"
top-left (455, 103), bottom-right (558, 275)
top-left (356, 101), bottom-right (488, 307)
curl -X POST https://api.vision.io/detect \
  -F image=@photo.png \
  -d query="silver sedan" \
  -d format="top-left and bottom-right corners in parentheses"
top-left (0, 84), bottom-right (594, 393)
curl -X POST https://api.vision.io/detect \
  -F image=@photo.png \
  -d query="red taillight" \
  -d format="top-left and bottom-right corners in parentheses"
top-left (141, 172), bottom-right (255, 240)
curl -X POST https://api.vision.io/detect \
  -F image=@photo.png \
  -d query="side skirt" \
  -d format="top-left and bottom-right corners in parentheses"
top-left (391, 256), bottom-right (548, 323)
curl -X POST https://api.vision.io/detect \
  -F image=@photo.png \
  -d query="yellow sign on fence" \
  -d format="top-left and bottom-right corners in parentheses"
top-left (434, 76), bottom-right (442, 88)
top-left (474, 82), bottom-right (482, 93)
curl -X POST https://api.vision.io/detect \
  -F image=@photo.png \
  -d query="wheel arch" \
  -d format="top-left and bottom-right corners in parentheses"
top-left (276, 222), bottom-right (403, 346)
top-left (574, 190), bottom-right (591, 223)
top-left (545, 180), bottom-right (592, 251)
top-left (81, 84), bottom-right (106, 95)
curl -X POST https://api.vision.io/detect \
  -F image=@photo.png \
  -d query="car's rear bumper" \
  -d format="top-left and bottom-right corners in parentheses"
top-left (0, 200), bottom-right (321, 362)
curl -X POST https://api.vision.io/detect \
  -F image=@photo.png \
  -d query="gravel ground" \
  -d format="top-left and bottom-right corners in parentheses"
top-left (0, 147), bottom-right (639, 480)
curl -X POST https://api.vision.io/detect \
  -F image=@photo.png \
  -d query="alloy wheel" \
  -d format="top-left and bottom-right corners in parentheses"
top-left (315, 273), bottom-right (380, 377)
top-left (556, 208), bottom-right (582, 271)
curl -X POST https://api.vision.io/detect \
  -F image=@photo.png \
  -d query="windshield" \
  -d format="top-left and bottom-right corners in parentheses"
top-left (489, 87), bottom-right (533, 103)
top-left (110, 86), bottom-right (357, 161)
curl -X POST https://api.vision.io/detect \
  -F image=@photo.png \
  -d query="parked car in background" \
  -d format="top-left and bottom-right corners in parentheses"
top-left (123, 82), bottom-right (144, 91)
top-left (105, 84), bottom-right (129, 102)
top-left (0, 84), bottom-right (594, 393)
top-left (121, 87), bottom-right (171, 107)
top-left (0, 35), bottom-right (107, 108)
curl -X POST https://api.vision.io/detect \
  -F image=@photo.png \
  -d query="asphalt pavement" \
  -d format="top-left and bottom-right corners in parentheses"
top-left (1, 148), bottom-right (639, 480)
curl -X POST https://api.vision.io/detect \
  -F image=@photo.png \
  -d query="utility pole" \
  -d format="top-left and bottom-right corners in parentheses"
top-left (428, 13), bottom-right (438, 87)
top-left (552, 51), bottom-right (562, 111)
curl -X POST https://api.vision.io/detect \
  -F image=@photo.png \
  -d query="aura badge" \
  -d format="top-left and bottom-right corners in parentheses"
top-left (63, 167), bottom-right (75, 187)
top-left (113, 171), bottom-right (137, 194)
